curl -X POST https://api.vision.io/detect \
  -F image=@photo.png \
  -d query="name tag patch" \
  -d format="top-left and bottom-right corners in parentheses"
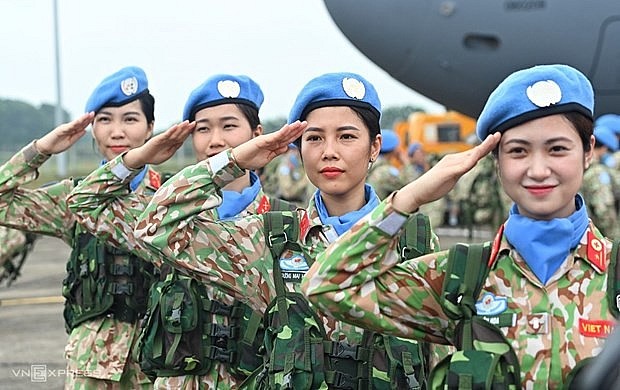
top-left (279, 253), bottom-right (309, 283)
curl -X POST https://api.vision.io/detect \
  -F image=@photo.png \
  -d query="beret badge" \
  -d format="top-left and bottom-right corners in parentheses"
top-left (526, 80), bottom-right (562, 108)
top-left (120, 76), bottom-right (139, 96)
top-left (342, 77), bottom-right (366, 99)
top-left (217, 80), bottom-right (241, 98)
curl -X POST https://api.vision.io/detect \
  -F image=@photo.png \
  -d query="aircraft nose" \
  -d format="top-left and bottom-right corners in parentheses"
top-left (324, 0), bottom-right (416, 76)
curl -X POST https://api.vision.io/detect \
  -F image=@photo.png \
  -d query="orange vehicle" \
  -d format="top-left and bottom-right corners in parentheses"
top-left (393, 110), bottom-right (477, 157)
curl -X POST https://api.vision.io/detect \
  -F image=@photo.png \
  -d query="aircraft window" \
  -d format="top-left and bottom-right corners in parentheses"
top-left (463, 34), bottom-right (500, 51)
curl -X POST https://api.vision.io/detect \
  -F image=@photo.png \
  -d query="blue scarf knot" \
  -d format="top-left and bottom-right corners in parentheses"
top-left (504, 194), bottom-right (589, 284)
top-left (315, 184), bottom-right (380, 236)
top-left (217, 171), bottom-right (261, 220)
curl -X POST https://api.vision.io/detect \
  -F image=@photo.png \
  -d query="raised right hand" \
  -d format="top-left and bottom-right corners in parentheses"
top-left (35, 112), bottom-right (95, 155)
top-left (231, 120), bottom-right (307, 170)
top-left (122, 121), bottom-right (196, 169)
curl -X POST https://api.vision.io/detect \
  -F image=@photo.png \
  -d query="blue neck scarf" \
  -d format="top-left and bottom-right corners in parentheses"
top-left (504, 194), bottom-right (589, 284)
top-left (102, 160), bottom-right (147, 192)
top-left (314, 184), bottom-right (380, 236)
top-left (217, 171), bottom-right (261, 220)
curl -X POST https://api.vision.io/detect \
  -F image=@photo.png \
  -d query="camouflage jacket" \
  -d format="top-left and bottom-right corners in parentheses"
top-left (302, 194), bottom-right (615, 389)
top-left (132, 149), bottom-right (440, 386)
top-left (581, 162), bottom-right (620, 238)
top-left (0, 141), bottom-right (158, 383)
top-left (0, 225), bottom-right (26, 266)
top-left (67, 153), bottom-right (277, 389)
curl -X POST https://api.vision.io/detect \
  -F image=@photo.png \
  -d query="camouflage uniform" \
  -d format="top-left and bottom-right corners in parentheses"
top-left (581, 161), bottom-right (620, 237)
top-left (131, 149), bottom-right (439, 388)
top-left (366, 156), bottom-right (406, 200)
top-left (302, 194), bottom-right (615, 389)
top-left (0, 225), bottom-right (26, 267)
top-left (68, 154), bottom-right (281, 390)
top-left (0, 141), bottom-right (154, 389)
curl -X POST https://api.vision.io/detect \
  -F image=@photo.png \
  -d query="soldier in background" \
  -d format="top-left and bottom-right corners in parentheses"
top-left (456, 153), bottom-right (512, 234)
top-left (274, 144), bottom-right (314, 207)
top-left (596, 114), bottom-right (620, 211)
top-left (366, 129), bottom-right (406, 199)
top-left (580, 125), bottom-right (619, 237)
top-left (402, 142), bottom-right (448, 227)
top-left (0, 226), bottom-right (34, 285)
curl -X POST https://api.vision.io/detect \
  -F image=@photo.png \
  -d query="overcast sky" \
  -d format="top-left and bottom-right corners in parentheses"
top-left (0, 0), bottom-right (445, 129)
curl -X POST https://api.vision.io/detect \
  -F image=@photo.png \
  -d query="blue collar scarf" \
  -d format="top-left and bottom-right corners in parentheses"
top-left (217, 171), bottom-right (261, 220)
top-left (102, 160), bottom-right (147, 192)
top-left (315, 184), bottom-right (380, 236)
top-left (504, 194), bottom-right (589, 284)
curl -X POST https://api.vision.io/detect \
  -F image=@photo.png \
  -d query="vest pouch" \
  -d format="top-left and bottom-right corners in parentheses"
top-left (428, 317), bottom-right (520, 390)
top-left (373, 335), bottom-right (426, 390)
top-left (139, 275), bottom-right (209, 377)
top-left (63, 233), bottom-right (113, 330)
top-left (228, 304), bottom-right (265, 379)
top-left (262, 292), bottom-right (327, 390)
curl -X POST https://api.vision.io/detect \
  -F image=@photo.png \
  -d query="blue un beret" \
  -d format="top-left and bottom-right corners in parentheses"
top-left (408, 141), bottom-right (422, 156)
top-left (288, 72), bottom-right (381, 123)
top-left (183, 74), bottom-right (264, 121)
top-left (85, 66), bottom-right (149, 113)
top-left (595, 114), bottom-right (620, 135)
top-left (476, 64), bottom-right (594, 141)
top-left (380, 129), bottom-right (400, 153)
top-left (594, 125), bottom-right (619, 152)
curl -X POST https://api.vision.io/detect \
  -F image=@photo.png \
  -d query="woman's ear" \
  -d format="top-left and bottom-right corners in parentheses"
top-left (370, 134), bottom-right (382, 162)
top-left (584, 134), bottom-right (595, 169)
top-left (146, 121), bottom-right (154, 140)
top-left (253, 124), bottom-right (264, 138)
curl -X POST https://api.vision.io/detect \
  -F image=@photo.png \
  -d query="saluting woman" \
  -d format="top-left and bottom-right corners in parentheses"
top-left (301, 64), bottom-right (616, 389)
top-left (0, 66), bottom-right (161, 388)
top-left (129, 73), bottom-right (435, 388)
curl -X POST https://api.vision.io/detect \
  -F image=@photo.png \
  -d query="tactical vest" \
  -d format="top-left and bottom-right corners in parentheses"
top-left (137, 197), bottom-right (296, 380)
top-left (246, 211), bottom-right (432, 390)
top-left (62, 228), bottom-right (158, 332)
top-left (430, 237), bottom-right (620, 389)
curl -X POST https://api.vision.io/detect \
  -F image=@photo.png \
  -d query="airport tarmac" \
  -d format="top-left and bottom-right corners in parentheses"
top-left (0, 228), bottom-right (492, 389)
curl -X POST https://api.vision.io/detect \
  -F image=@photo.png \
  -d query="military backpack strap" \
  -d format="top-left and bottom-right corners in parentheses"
top-left (398, 212), bottom-right (432, 260)
top-left (441, 242), bottom-right (492, 321)
top-left (264, 211), bottom-right (301, 325)
top-left (269, 197), bottom-right (297, 212)
top-left (607, 239), bottom-right (620, 318)
top-left (430, 241), bottom-right (521, 389)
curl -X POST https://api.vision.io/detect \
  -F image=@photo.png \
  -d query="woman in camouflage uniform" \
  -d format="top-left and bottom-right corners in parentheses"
top-left (0, 66), bottom-right (161, 388)
top-left (68, 74), bottom-right (290, 389)
top-left (130, 73), bottom-right (434, 389)
top-left (302, 64), bottom-right (617, 388)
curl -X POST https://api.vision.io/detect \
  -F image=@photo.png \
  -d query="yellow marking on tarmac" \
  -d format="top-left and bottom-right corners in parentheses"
top-left (0, 295), bottom-right (64, 306)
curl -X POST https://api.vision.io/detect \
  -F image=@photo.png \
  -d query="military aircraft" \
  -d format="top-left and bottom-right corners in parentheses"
top-left (323, 0), bottom-right (620, 118)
